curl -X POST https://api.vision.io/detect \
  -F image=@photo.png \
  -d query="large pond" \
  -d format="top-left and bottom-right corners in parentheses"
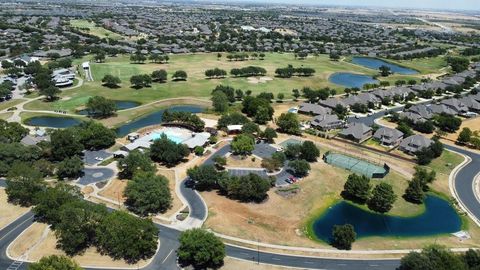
top-left (77, 100), bottom-right (141, 115)
top-left (329, 72), bottom-right (379, 88)
top-left (311, 195), bottom-right (461, 241)
top-left (352, 57), bottom-right (419, 75)
top-left (25, 116), bottom-right (82, 128)
top-left (116, 105), bottom-right (205, 137)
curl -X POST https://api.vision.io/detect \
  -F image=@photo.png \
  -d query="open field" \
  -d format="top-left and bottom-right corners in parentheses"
top-left (0, 112), bottom-right (12, 120)
top-left (0, 189), bottom-right (30, 230)
top-left (69, 19), bottom-right (123, 40)
top-left (8, 223), bottom-right (150, 268)
top-left (0, 99), bottom-right (25, 111)
top-left (24, 53), bottom-right (440, 117)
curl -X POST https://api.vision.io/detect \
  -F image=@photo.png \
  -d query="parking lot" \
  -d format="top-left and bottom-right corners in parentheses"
top-left (83, 150), bottom-right (112, 166)
top-left (77, 168), bottom-right (114, 185)
top-left (252, 142), bottom-right (278, 159)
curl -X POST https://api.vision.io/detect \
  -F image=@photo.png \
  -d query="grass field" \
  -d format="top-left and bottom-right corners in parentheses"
top-left (25, 52), bottom-right (443, 116)
top-left (70, 19), bottom-right (123, 40)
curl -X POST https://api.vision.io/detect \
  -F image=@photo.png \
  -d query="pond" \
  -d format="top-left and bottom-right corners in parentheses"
top-left (77, 100), bottom-right (141, 115)
top-left (311, 195), bottom-right (461, 242)
top-left (352, 57), bottom-right (419, 75)
top-left (115, 105), bottom-right (205, 137)
top-left (25, 116), bottom-right (82, 128)
top-left (329, 72), bottom-right (379, 88)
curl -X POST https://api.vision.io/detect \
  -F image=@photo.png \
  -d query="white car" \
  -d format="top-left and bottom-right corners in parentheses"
top-left (95, 157), bottom-right (104, 161)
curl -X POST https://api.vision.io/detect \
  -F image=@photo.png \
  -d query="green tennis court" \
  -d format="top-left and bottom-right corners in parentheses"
top-left (324, 152), bottom-right (389, 178)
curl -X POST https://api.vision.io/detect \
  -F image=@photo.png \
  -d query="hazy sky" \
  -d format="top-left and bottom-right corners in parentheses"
top-left (252, 0), bottom-right (479, 11)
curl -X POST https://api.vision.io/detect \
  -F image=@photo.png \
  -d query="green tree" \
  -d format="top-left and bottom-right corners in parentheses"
top-left (150, 134), bottom-right (190, 166)
top-left (231, 134), bottom-right (255, 155)
top-left (40, 85), bottom-right (60, 101)
top-left (56, 156), bottom-right (84, 180)
top-left (277, 112), bottom-right (301, 135)
top-left (124, 171), bottom-right (172, 216)
top-left (0, 120), bottom-right (29, 143)
top-left (379, 65), bottom-right (391, 76)
top-left (398, 245), bottom-right (468, 270)
top-left (74, 121), bottom-right (116, 150)
top-left (85, 96), bottom-right (117, 118)
top-left (457, 128), bottom-right (472, 144)
top-left (262, 127), bottom-right (277, 143)
top-left (368, 182), bottom-right (396, 213)
top-left (241, 122), bottom-right (260, 136)
top-left (288, 159), bottom-right (311, 177)
top-left (172, 70), bottom-right (188, 81)
top-left (5, 162), bottom-right (45, 206)
top-left (292, 89), bottom-right (300, 100)
top-left (331, 224), bottom-right (356, 250)
top-left (94, 51), bottom-right (106, 63)
top-left (217, 112), bottom-right (250, 128)
top-left (117, 150), bottom-right (156, 179)
top-left (96, 211), bottom-right (159, 263)
top-left (194, 146), bottom-right (204, 156)
top-left (343, 174), bottom-right (371, 204)
top-left (151, 69), bottom-right (168, 82)
top-left (33, 184), bottom-right (82, 227)
top-left (178, 229), bottom-right (225, 269)
top-left (300, 141), bottom-right (320, 162)
top-left (50, 129), bottom-right (84, 161)
top-left (219, 173), bottom-right (271, 202)
top-left (28, 255), bottom-right (82, 270)
top-left (404, 177), bottom-right (425, 204)
top-left (254, 105), bottom-right (272, 124)
top-left (211, 90), bottom-right (229, 112)
top-left (101, 74), bottom-right (121, 88)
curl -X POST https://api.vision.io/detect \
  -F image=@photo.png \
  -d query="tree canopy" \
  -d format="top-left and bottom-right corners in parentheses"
top-left (28, 255), bottom-right (82, 270)
top-left (150, 134), bottom-right (190, 166)
top-left (85, 96), bottom-right (117, 118)
top-left (331, 224), bottom-right (356, 250)
top-left (342, 174), bottom-right (371, 204)
top-left (117, 150), bottom-right (156, 179)
top-left (178, 229), bottom-right (225, 269)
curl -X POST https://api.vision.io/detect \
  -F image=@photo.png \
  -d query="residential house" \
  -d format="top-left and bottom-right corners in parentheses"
top-left (458, 96), bottom-right (480, 112)
top-left (298, 103), bottom-right (332, 116)
top-left (318, 98), bottom-right (347, 109)
top-left (373, 127), bottom-right (403, 147)
top-left (429, 104), bottom-right (457, 115)
top-left (338, 122), bottom-right (372, 143)
top-left (440, 98), bottom-right (469, 114)
top-left (399, 134), bottom-right (433, 154)
top-left (310, 114), bottom-right (345, 131)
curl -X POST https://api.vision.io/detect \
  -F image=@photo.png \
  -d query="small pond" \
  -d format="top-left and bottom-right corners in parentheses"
top-left (352, 57), bottom-right (419, 75)
top-left (311, 195), bottom-right (461, 241)
top-left (77, 100), bottom-right (141, 115)
top-left (115, 105), bottom-right (205, 137)
top-left (25, 116), bottom-right (82, 128)
top-left (329, 72), bottom-right (379, 88)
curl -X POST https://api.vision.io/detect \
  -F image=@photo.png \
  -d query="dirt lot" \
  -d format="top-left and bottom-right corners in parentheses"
top-left (8, 222), bottom-right (150, 268)
top-left (0, 189), bottom-right (30, 230)
top-left (227, 155), bottom-right (263, 168)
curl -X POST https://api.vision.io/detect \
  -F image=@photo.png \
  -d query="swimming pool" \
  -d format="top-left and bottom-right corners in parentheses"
top-left (151, 130), bottom-right (188, 144)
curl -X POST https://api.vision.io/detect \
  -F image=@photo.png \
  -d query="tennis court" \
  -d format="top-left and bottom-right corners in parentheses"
top-left (324, 152), bottom-right (389, 178)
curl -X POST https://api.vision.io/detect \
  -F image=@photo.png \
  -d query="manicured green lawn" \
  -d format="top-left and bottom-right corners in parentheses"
top-left (70, 19), bottom-right (123, 40)
top-left (27, 52), bottom-right (440, 113)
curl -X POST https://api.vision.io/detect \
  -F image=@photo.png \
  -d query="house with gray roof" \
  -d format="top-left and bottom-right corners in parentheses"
top-left (298, 103), bottom-right (331, 116)
top-left (429, 104), bottom-right (457, 115)
top-left (373, 127), bottom-right (403, 147)
top-left (310, 114), bottom-right (345, 131)
top-left (408, 104), bottom-right (433, 119)
top-left (344, 93), bottom-right (381, 108)
top-left (338, 122), bottom-right (372, 143)
top-left (440, 98), bottom-right (468, 114)
top-left (318, 98), bottom-right (347, 109)
top-left (400, 111), bottom-right (427, 123)
top-left (459, 96), bottom-right (480, 112)
top-left (399, 134), bottom-right (433, 154)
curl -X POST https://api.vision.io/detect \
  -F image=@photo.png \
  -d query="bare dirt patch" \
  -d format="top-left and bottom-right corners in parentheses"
top-left (8, 222), bottom-right (150, 268)
top-left (0, 189), bottom-right (29, 230)
top-left (98, 179), bottom-right (128, 203)
top-left (226, 155), bottom-right (263, 168)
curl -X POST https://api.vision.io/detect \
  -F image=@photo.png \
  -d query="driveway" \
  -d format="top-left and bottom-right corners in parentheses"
top-left (83, 150), bottom-right (112, 166)
top-left (77, 168), bottom-right (114, 185)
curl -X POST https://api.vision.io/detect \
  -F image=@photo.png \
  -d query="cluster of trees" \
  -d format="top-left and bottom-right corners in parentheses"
top-left (398, 245), bottom-right (480, 270)
top-left (151, 69), bottom-right (168, 82)
top-left (282, 141), bottom-right (320, 177)
top-left (149, 53), bottom-right (170, 64)
top-left (403, 167), bottom-right (437, 204)
top-left (30, 184), bottom-right (158, 263)
top-left (388, 47), bottom-right (446, 60)
top-left (379, 65), bottom-right (391, 77)
top-left (150, 134), bottom-right (190, 166)
top-left (101, 74), bottom-right (121, 88)
top-left (130, 74), bottom-right (152, 89)
top-left (277, 112), bottom-right (301, 135)
top-left (85, 96), bottom-right (117, 118)
top-left (129, 53), bottom-right (147, 64)
top-left (217, 112), bottom-right (250, 128)
top-left (205, 68), bottom-right (227, 79)
top-left (302, 87), bottom-right (336, 102)
top-left (162, 110), bottom-right (205, 131)
top-left (30, 62), bottom-right (61, 101)
top-left (29, 255), bottom-right (82, 270)
top-left (178, 229), bottom-right (225, 269)
top-left (342, 174), bottom-right (397, 213)
top-left (462, 47), bottom-right (480, 56)
top-left (226, 52), bottom-right (265, 61)
top-left (457, 127), bottom-right (480, 149)
top-left (331, 224), bottom-right (356, 250)
top-left (447, 56), bottom-right (470, 73)
top-left (391, 113), bottom-right (435, 135)
top-left (172, 70), bottom-right (188, 81)
top-left (230, 66), bottom-right (267, 77)
top-left (433, 113), bottom-right (462, 133)
top-left (242, 95), bottom-right (274, 124)
top-left (275, 65), bottom-right (316, 78)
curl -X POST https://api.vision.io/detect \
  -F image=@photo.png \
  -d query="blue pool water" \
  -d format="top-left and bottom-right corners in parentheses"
top-left (25, 116), bottom-right (81, 128)
top-left (151, 131), bottom-right (186, 144)
top-left (329, 72), bottom-right (379, 88)
top-left (352, 57), bottom-right (419, 75)
top-left (116, 105), bottom-right (205, 137)
top-left (312, 195), bottom-right (461, 241)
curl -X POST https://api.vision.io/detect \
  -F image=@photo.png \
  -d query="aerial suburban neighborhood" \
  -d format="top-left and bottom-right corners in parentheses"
top-left (1, 0), bottom-right (480, 270)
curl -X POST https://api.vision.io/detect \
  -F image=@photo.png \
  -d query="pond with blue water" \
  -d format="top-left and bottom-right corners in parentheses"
top-left (351, 57), bottom-right (419, 75)
top-left (25, 116), bottom-right (82, 128)
top-left (329, 72), bottom-right (379, 88)
top-left (311, 195), bottom-right (461, 242)
top-left (77, 100), bottom-right (141, 115)
top-left (115, 105), bottom-right (205, 137)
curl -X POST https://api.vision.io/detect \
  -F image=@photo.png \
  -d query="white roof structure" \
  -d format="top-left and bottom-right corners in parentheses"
top-left (227, 125), bottom-right (243, 131)
top-left (82, 62), bottom-right (90, 69)
top-left (182, 132), bottom-right (210, 149)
